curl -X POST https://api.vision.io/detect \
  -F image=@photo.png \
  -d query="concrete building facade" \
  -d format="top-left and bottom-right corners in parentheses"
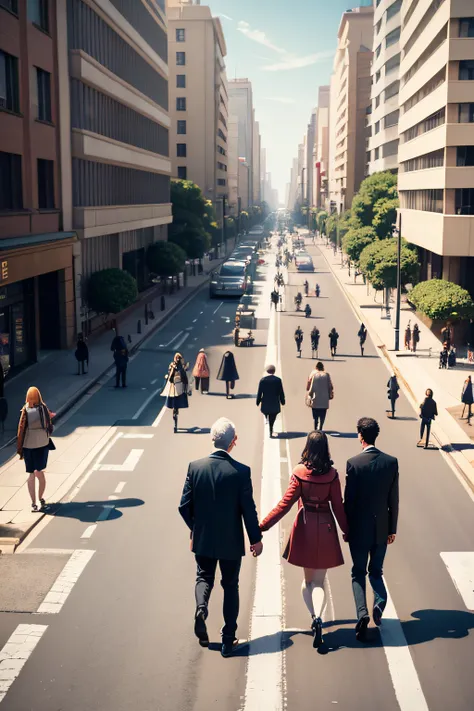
top-left (252, 112), bottom-right (261, 205)
top-left (306, 109), bottom-right (317, 207)
top-left (314, 86), bottom-right (330, 208)
top-left (398, 0), bottom-right (474, 293)
top-left (228, 78), bottom-right (254, 206)
top-left (328, 6), bottom-right (374, 213)
top-left (168, 0), bottom-right (228, 208)
top-left (367, 0), bottom-right (402, 175)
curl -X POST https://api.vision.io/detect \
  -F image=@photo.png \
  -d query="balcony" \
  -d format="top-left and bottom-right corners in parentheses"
top-left (398, 123), bottom-right (446, 162)
top-left (398, 167), bottom-right (445, 190)
top-left (398, 82), bottom-right (447, 134)
top-left (399, 39), bottom-right (448, 107)
top-left (448, 81), bottom-right (474, 104)
top-left (400, 208), bottom-right (474, 255)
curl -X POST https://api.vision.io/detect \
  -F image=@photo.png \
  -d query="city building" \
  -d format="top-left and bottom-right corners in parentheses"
top-left (305, 109), bottom-right (317, 207)
top-left (328, 5), bottom-right (374, 213)
top-left (252, 112), bottom-right (261, 205)
top-left (0, 0), bottom-right (77, 374)
top-left (64, 0), bottom-right (172, 334)
top-left (367, 0), bottom-right (402, 175)
top-left (168, 0), bottom-right (228, 210)
top-left (287, 157), bottom-right (299, 210)
top-left (227, 115), bottom-right (239, 213)
top-left (398, 0), bottom-right (474, 293)
top-left (238, 158), bottom-right (250, 211)
top-left (314, 86), bottom-right (330, 208)
top-left (229, 78), bottom-right (254, 206)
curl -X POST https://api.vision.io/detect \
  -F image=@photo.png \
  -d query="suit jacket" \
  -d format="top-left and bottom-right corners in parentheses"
top-left (256, 374), bottom-right (285, 415)
top-left (344, 447), bottom-right (399, 547)
top-left (178, 450), bottom-right (262, 560)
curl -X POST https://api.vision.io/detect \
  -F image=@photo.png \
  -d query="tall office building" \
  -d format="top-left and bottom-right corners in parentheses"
top-left (229, 78), bottom-right (254, 206)
top-left (252, 112), bottom-right (261, 205)
top-left (0, 0), bottom-right (77, 373)
top-left (398, 0), bottom-right (474, 293)
top-left (65, 0), bottom-right (172, 333)
top-left (305, 109), bottom-right (317, 207)
top-left (328, 6), bottom-right (374, 212)
top-left (168, 0), bottom-right (228, 205)
top-left (314, 86), bottom-right (330, 208)
top-left (367, 0), bottom-right (402, 175)
top-left (288, 157), bottom-right (299, 210)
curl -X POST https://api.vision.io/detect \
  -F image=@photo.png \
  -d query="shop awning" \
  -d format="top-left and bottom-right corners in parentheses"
top-left (0, 231), bottom-right (77, 251)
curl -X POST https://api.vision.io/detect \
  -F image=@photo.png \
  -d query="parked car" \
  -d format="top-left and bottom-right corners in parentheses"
top-left (209, 261), bottom-right (250, 298)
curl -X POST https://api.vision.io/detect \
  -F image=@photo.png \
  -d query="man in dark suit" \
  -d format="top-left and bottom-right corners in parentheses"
top-left (179, 417), bottom-right (263, 658)
top-left (256, 365), bottom-right (285, 437)
top-left (344, 417), bottom-right (399, 641)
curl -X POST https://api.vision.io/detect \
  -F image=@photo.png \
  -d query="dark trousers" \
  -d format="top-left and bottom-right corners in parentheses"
top-left (115, 364), bottom-right (127, 387)
top-left (389, 396), bottom-right (396, 417)
top-left (195, 376), bottom-right (210, 393)
top-left (420, 417), bottom-right (431, 446)
top-left (195, 555), bottom-right (242, 641)
top-left (312, 408), bottom-right (327, 431)
top-left (266, 413), bottom-right (277, 434)
top-left (349, 542), bottom-right (387, 620)
top-left (77, 360), bottom-right (87, 374)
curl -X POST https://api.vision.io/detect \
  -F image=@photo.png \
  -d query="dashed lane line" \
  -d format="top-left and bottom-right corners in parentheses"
top-left (131, 389), bottom-right (162, 421)
top-left (440, 552), bottom-right (474, 610)
top-left (122, 433), bottom-right (154, 439)
top-left (81, 525), bottom-right (97, 540)
top-left (0, 625), bottom-right (48, 704)
top-left (114, 482), bottom-right (126, 494)
top-left (36, 550), bottom-right (95, 615)
top-left (96, 449), bottom-right (143, 472)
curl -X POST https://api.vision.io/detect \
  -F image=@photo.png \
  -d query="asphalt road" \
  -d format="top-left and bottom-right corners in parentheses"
top-left (0, 235), bottom-right (473, 711)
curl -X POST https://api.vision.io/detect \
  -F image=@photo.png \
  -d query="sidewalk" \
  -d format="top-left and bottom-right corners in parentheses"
top-left (0, 243), bottom-right (235, 550)
top-left (316, 237), bottom-right (474, 490)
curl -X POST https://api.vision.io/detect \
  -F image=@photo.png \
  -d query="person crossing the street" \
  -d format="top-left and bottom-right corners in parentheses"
top-left (295, 326), bottom-right (304, 357)
top-left (111, 331), bottom-right (129, 388)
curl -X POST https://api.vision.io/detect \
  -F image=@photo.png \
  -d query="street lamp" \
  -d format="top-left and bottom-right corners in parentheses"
top-left (393, 210), bottom-right (402, 351)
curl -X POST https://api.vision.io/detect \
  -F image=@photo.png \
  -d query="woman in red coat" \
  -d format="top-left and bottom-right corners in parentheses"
top-left (260, 431), bottom-right (348, 649)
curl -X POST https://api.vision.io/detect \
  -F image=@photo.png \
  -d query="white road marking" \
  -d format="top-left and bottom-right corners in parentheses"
top-left (81, 525), bottom-right (97, 539)
top-left (185, 326), bottom-right (193, 331)
top-left (379, 591), bottom-right (429, 711)
top-left (192, 319), bottom-right (197, 323)
top-left (97, 505), bottom-right (115, 522)
top-left (122, 433), bottom-right (154, 439)
top-left (212, 301), bottom-right (223, 315)
top-left (114, 482), bottom-right (126, 494)
top-left (108, 495), bottom-right (118, 500)
top-left (173, 332), bottom-right (190, 350)
top-left (97, 449), bottom-right (143, 472)
top-left (0, 625), bottom-right (48, 704)
top-left (160, 332), bottom-right (183, 349)
top-left (440, 552), bottom-right (474, 609)
top-left (18, 548), bottom-right (75, 555)
top-left (36, 550), bottom-right (95, 614)
top-left (150, 378), bottom-right (158, 385)
top-left (131, 388), bottom-right (162, 420)
top-left (152, 405), bottom-right (167, 428)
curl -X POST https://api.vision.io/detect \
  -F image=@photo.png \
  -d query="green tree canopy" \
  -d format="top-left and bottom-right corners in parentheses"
top-left (372, 197), bottom-right (399, 239)
top-left (342, 226), bottom-right (376, 264)
top-left (317, 210), bottom-right (328, 234)
top-left (87, 268), bottom-right (137, 315)
top-left (147, 241), bottom-right (186, 277)
top-left (409, 279), bottom-right (474, 321)
top-left (170, 180), bottom-right (213, 258)
top-left (351, 172), bottom-right (398, 228)
top-left (359, 238), bottom-right (419, 290)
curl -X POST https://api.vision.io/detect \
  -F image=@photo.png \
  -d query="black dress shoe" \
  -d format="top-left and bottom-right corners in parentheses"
top-left (221, 638), bottom-right (239, 658)
top-left (311, 616), bottom-right (323, 649)
top-left (355, 615), bottom-right (370, 642)
top-left (194, 609), bottom-right (209, 647)
top-left (373, 604), bottom-right (384, 627)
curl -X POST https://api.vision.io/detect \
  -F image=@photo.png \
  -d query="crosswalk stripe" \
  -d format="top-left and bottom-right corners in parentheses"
top-left (0, 625), bottom-right (48, 704)
top-left (440, 552), bottom-right (474, 610)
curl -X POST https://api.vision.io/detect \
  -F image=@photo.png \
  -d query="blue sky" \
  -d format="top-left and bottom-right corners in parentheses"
top-left (206, 0), bottom-right (363, 203)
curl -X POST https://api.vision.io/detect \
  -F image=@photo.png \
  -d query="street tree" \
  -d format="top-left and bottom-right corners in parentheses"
top-left (170, 179), bottom-right (212, 258)
top-left (409, 279), bottom-right (474, 321)
top-left (147, 241), bottom-right (186, 277)
top-left (87, 268), bottom-right (138, 317)
top-left (351, 172), bottom-right (398, 228)
top-left (372, 197), bottom-right (400, 239)
top-left (342, 226), bottom-right (376, 265)
top-left (359, 238), bottom-right (419, 291)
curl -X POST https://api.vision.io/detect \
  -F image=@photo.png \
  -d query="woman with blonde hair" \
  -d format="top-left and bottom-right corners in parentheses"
top-left (17, 387), bottom-right (55, 512)
top-left (162, 353), bottom-right (189, 432)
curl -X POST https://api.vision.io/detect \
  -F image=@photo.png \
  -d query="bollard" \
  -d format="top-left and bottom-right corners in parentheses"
top-left (145, 304), bottom-right (149, 326)
top-left (149, 309), bottom-right (155, 319)
top-left (160, 295), bottom-right (165, 311)
top-left (137, 319), bottom-right (142, 334)
top-left (127, 335), bottom-right (132, 344)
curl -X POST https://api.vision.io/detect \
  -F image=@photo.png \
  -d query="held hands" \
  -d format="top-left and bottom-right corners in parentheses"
top-left (387, 534), bottom-right (396, 545)
top-left (250, 541), bottom-right (263, 557)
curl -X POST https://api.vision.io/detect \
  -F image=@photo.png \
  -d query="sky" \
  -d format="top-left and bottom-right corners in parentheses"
top-left (205, 0), bottom-right (364, 204)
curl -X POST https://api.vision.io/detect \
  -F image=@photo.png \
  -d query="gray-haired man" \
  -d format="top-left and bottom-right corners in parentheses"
top-left (179, 417), bottom-right (263, 657)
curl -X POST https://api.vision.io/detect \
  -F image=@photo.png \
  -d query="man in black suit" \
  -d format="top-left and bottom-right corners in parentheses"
top-left (344, 417), bottom-right (399, 641)
top-left (179, 417), bottom-right (263, 657)
top-left (256, 365), bottom-right (285, 437)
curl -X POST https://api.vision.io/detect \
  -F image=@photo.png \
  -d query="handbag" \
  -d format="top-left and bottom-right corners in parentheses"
top-left (48, 438), bottom-right (56, 451)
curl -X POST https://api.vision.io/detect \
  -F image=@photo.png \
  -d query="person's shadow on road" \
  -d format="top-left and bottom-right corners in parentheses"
top-left (44, 498), bottom-right (144, 522)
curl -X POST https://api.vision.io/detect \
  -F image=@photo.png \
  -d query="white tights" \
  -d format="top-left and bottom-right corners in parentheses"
top-left (301, 569), bottom-right (328, 619)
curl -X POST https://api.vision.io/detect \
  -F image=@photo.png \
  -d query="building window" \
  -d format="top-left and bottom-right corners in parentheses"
top-left (374, 121), bottom-right (380, 134)
top-left (375, 20), bottom-right (382, 35)
top-left (459, 18), bottom-right (474, 38)
top-left (217, 145), bottom-right (226, 156)
top-left (457, 146), bottom-right (474, 166)
top-left (177, 119), bottom-right (186, 134)
top-left (386, 0), bottom-right (402, 21)
top-left (459, 103), bottom-right (474, 122)
top-left (37, 158), bottom-right (55, 209)
top-left (385, 53), bottom-right (401, 75)
top-left (400, 189), bottom-right (443, 213)
top-left (384, 109), bottom-right (399, 128)
top-left (383, 139), bottom-right (399, 158)
top-left (455, 188), bottom-right (474, 215)
top-left (177, 143), bottom-right (186, 157)
top-left (459, 60), bottom-right (474, 80)
top-left (375, 70), bottom-right (381, 83)
top-left (375, 94), bottom-right (381, 109)
top-left (217, 162), bottom-right (227, 171)
top-left (385, 27), bottom-right (400, 49)
top-left (0, 151), bottom-right (22, 210)
top-left (401, 149), bottom-right (444, 172)
top-left (0, 0), bottom-right (18, 14)
top-left (176, 28), bottom-right (185, 42)
top-left (385, 80), bottom-right (399, 100)
top-left (176, 52), bottom-right (186, 66)
top-left (177, 166), bottom-right (187, 180)
top-left (374, 147), bottom-right (380, 160)
top-left (28, 0), bottom-right (49, 32)
top-left (176, 74), bottom-right (186, 88)
top-left (402, 70), bottom-right (445, 113)
top-left (0, 50), bottom-right (20, 114)
top-left (217, 178), bottom-right (226, 187)
top-left (401, 108), bottom-right (445, 142)
top-left (375, 44), bottom-right (381, 59)
top-left (218, 128), bottom-right (227, 143)
top-left (176, 97), bottom-right (186, 111)
top-left (36, 68), bottom-right (51, 122)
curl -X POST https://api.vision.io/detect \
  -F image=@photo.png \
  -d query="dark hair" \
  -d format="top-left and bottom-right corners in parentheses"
top-left (266, 364), bottom-right (276, 374)
top-left (357, 417), bottom-right (380, 445)
top-left (315, 361), bottom-right (324, 372)
top-left (300, 431), bottom-right (333, 475)
top-left (425, 388), bottom-right (433, 398)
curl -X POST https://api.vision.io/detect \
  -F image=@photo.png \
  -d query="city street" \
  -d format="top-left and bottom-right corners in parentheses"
top-left (0, 236), bottom-right (473, 711)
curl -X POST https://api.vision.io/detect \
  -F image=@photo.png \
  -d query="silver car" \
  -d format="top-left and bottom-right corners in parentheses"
top-left (209, 260), bottom-right (249, 298)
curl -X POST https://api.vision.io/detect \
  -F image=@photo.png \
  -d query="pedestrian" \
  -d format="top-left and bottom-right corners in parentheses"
top-left (344, 417), bottom-right (399, 641)
top-left (271, 289), bottom-right (279, 310)
top-left (419, 388), bottom-right (438, 447)
top-left (306, 361), bottom-right (334, 432)
top-left (304, 280), bottom-right (309, 297)
top-left (17, 387), bottom-right (55, 512)
top-left (461, 376), bottom-right (473, 425)
top-left (310, 327), bottom-right (320, 359)
top-left (75, 333), bottom-right (89, 375)
top-left (329, 327), bottom-right (339, 358)
top-left (256, 364), bottom-right (285, 438)
top-left (448, 345), bottom-right (457, 368)
top-left (304, 303), bottom-right (312, 319)
top-left (111, 331), bottom-right (129, 388)
top-left (358, 324), bottom-right (367, 356)
top-left (260, 431), bottom-right (348, 649)
top-left (192, 349), bottom-right (210, 394)
top-left (217, 350), bottom-right (239, 399)
top-left (387, 374), bottom-right (399, 419)
top-left (467, 319), bottom-right (474, 363)
top-left (178, 418), bottom-right (263, 658)
top-left (411, 324), bottom-right (420, 353)
top-left (315, 284), bottom-right (320, 298)
top-left (404, 323), bottom-right (411, 350)
top-left (439, 347), bottom-right (448, 369)
top-left (162, 352), bottom-right (189, 432)
top-left (441, 323), bottom-right (452, 350)
top-left (294, 326), bottom-right (304, 357)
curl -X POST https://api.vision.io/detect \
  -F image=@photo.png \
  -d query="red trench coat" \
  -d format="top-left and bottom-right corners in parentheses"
top-left (260, 464), bottom-right (348, 569)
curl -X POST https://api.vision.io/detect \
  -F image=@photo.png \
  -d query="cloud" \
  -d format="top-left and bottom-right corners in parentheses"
top-left (264, 97), bottom-right (296, 104)
top-left (237, 21), bottom-right (286, 54)
top-left (262, 51), bottom-right (334, 72)
top-left (218, 13), bottom-right (233, 21)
